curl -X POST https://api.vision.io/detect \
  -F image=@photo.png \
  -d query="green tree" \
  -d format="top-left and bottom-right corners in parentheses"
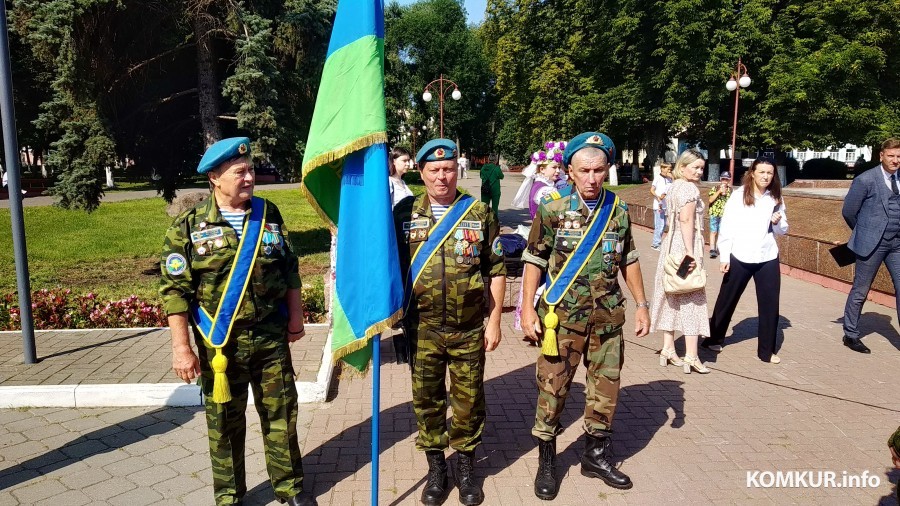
top-left (385, 0), bottom-right (495, 156)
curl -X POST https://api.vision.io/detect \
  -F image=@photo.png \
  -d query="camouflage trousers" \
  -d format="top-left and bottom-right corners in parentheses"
top-left (411, 326), bottom-right (486, 452)
top-left (532, 325), bottom-right (624, 442)
top-left (196, 328), bottom-right (304, 506)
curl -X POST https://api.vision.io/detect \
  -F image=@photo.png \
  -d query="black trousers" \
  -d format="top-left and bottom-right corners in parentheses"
top-left (709, 255), bottom-right (781, 361)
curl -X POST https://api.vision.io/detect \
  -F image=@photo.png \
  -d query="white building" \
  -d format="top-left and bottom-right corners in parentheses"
top-left (786, 144), bottom-right (873, 168)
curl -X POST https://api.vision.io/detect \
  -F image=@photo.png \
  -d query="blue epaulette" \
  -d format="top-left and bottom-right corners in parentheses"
top-left (540, 184), bottom-right (574, 205)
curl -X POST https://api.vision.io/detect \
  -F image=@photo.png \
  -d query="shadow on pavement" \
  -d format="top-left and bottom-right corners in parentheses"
top-left (857, 312), bottom-right (900, 351)
top-left (499, 207), bottom-right (532, 229)
top-left (0, 406), bottom-right (200, 491)
top-left (242, 336), bottom-right (683, 505)
top-left (245, 340), bottom-right (584, 505)
top-left (878, 468), bottom-right (899, 505)
top-left (557, 380), bottom-right (685, 479)
top-left (40, 329), bottom-right (160, 361)
top-left (700, 315), bottom-right (792, 364)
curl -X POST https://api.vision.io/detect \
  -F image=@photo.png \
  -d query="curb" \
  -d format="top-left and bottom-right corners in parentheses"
top-left (0, 324), bottom-right (335, 408)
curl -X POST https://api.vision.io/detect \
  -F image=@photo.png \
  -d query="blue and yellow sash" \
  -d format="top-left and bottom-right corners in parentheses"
top-left (405, 194), bottom-right (477, 306)
top-left (543, 189), bottom-right (618, 305)
top-left (189, 196), bottom-right (266, 403)
top-left (539, 190), bottom-right (617, 357)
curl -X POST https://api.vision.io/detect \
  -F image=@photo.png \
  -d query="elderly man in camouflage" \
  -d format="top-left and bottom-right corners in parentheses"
top-left (521, 132), bottom-right (651, 500)
top-left (394, 138), bottom-right (506, 506)
top-left (159, 138), bottom-right (314, 506)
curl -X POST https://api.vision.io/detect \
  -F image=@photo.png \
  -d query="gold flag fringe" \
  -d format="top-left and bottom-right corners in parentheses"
top-left (300, 132), bottom-right (388, 229)
top-left (330, 307), bottom-right (405, 376)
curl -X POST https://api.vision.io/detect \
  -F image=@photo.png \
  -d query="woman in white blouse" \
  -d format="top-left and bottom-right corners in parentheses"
top-left (705, 157), bottom-right (788, 363)
top-left (389, 147), bottom-right (414, 209)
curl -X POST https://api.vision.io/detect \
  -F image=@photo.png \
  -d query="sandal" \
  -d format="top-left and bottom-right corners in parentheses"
top-left (659, 347), bottom-right (684, 367)
top-left (683, 355), bottom-right (710, 374)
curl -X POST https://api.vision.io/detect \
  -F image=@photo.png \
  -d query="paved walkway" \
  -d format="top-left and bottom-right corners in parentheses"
top-left (2, 174), bottom-right (900, 504)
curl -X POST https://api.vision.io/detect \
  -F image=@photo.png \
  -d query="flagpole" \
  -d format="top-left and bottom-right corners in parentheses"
top-left (371, 334), bottom-right (380, 506)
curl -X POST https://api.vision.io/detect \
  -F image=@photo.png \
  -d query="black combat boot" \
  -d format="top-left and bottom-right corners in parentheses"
top-left (421, 450), bottom-right (450, 505)
top-left (534, 438), bottom-right (559, 500)
top-left (278, 493), bottom-right (317, 506)
top-left (455, 451), bottom-right (484, 506)
top-left (580, 434), bottom-right (633, 489)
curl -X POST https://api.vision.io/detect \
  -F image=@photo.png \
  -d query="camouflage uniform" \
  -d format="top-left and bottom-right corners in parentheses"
top-left (394, 191), bottom-right (506, 452)
top-left (159, 196), bottom-right (305, 506)
top-left (522, 189), bottom-right (638, 441)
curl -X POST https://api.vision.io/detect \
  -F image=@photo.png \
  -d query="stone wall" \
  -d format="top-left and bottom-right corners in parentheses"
top-left (614, 183), bottom-right (897, 304)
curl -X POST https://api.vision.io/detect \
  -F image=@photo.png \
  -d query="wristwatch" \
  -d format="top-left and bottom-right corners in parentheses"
top-left (635, 301), bottom-right (650, 309)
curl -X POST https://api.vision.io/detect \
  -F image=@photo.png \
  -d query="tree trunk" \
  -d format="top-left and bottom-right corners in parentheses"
top-left (194, 14), bottom-right (221, 149)
top-left (644, 123), bottom-right (666, 179)
top-left (707, 141), bottom-right (722, 182)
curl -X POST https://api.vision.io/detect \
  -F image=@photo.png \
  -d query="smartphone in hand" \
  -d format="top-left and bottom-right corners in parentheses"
top-left (676, 255), bottom-right (694, 279)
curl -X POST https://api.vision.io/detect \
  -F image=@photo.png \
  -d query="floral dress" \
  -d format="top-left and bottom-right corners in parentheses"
top-left (650, 179), bottom-right (710, 336)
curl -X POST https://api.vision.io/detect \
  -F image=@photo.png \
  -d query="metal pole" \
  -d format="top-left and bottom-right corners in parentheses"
top-left (0, 3), bottom-right (36, 364)
top-left (371, 334), bottom-right (381, 506)
top-left (729, 58), bottom-right (742, 174)
top-left (438, 74), bottom-right (444, 138)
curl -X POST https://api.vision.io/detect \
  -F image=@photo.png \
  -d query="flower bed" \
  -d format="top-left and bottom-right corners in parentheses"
top-left (0, 289), bottom-right (166, 330)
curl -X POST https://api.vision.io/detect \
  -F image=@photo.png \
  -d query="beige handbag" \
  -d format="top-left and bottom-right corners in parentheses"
top-left (663, 200), bottom-right (706, 295)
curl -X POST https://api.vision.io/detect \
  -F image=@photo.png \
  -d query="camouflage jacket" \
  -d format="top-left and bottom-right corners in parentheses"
top-left (158, 196), bottom-right (301, 328)
top-left (394, 191), bottom-right (506, 330)
top-left (522, 189), bottom-right (638, 334)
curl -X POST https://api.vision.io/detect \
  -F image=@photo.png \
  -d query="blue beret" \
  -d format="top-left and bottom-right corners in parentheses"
top-left (562, 132), bottom-right (616, 168)
top-left (416, 138), bottom-right (458, 164)
top-left (197, 137), bottom-right (251, 174)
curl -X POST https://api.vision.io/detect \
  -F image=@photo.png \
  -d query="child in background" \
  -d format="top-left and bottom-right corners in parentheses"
top-left (707, 171), bottom-right (732, 258)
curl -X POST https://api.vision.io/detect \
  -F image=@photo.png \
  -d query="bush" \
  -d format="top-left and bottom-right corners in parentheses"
top-left (800, 158), bottom-right (851, 180)
top-left (785, 157), bottom-right (801, 185)
top-left (0, 289), bottom-right (166, 330)
top-left (303, 278), bottom-right (328, 323)
top-left (853, 158), bottom-right (880, 178)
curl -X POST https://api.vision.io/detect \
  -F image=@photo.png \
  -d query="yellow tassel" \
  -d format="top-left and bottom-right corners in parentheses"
top-left (541, 328), bottom-right (559, 357)
top-left (210, 348), bottom-right (232, 404)
top-left (541, 305), bottom-right (560, 357)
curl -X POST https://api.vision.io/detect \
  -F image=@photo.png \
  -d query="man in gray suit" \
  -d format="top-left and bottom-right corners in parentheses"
top-left (842, 138), bottom-right (900, 353)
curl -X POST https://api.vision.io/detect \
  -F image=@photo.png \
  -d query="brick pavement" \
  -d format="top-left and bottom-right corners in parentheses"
top-left (2, 175), bottom-right (900, 504)
top-left (0, 326), bottom-right (328, 387)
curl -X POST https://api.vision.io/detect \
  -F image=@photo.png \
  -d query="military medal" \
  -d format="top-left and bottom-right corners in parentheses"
top-left (214, 238), bottom-right (224, 248)
top-left (456, 255), bottom-right (464, 264)
top-left (197, 246), bottom-right (207, 255)
top-left (573, 221), bottom-right (581, 229)
top-left (207, 240), bottom-right (214, 250)
top-left (562, 240), bottom-right (568, 247)
top-left (264, 245), bottom-right (273, 255)
top-left (564, 220), bottom-right (572, 229)
top-left (199, 222), bottom-right (207, 229)
top-left (474, 257), bottom-right (480, 265)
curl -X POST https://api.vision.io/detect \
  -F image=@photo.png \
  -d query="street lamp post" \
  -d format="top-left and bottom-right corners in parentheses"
top-left (725, 58), bottom-right (751, 174)
top-left (422, 74), bottom-right (461, 138)
top-left (401, 124), bottom-right (427, 157)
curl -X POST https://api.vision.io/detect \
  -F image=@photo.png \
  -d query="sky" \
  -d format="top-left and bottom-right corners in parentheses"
top-left (394, 0), bottom-right (487, 24)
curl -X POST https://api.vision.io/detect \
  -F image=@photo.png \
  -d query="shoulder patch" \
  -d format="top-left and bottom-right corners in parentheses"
top-left (165, 253), bottom-right (187, 276)
top-left (618, 200), bottom-right (628, 211)
top-left (491, 236), bottom-right (504, 256)
top-left (540, 190), bottom-right (563, 205)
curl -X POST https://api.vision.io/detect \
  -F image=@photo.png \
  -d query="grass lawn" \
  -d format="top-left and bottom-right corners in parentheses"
top-left (0, 189), bottom-right (332, 311)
